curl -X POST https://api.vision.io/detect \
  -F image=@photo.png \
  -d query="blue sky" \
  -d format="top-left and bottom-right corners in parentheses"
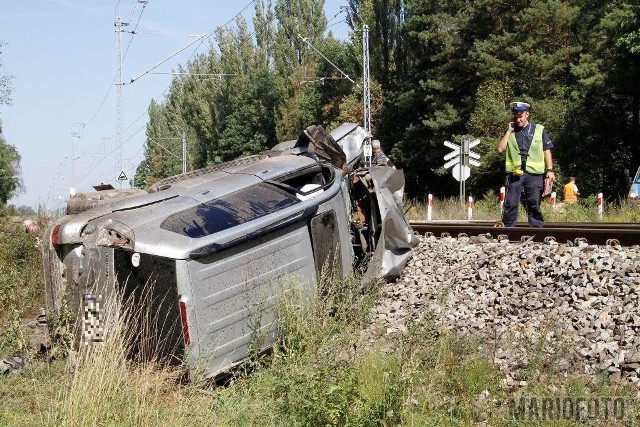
top-left (0, 0), bottom-right (350, 210)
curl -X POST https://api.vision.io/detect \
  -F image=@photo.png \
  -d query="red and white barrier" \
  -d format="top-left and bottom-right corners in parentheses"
top-left (499, 186), bottom-right (505, 211)
top-left (427, 194), bottom-right (433, 221)
top-left (550, 191), bottom-right (556, 206)
top-left (467, 196), bottom-right (474, 220)
top-left (597, 192), bottom-right (603, 217)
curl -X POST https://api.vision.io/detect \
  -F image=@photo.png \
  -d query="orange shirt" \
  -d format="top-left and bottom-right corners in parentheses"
top-left (563, 183), bottom-right (578, 203)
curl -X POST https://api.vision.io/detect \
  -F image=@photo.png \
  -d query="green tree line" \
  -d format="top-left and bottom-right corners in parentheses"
top-left (0, 41), bottom-right (22, 210)
top-left (136, 0), bottom-right (640, 201)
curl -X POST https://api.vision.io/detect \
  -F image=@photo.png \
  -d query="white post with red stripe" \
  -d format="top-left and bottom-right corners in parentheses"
top-left (597, 192), bottom-right (604, 217)
top-left (467, 196), bottom-right (474, 220)
top-left (499, 186), bottom-right (505, 211)
top-left (550, 191), bottom-right (556, 206)
top-left (427, 194), bottom-right (433, 221)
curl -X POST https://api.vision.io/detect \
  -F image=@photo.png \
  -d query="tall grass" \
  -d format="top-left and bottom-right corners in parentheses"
top-left (2, 214), bottom-right (639, 426)
top-left (46, 285), bottom-right (184, 426)
top-left (405, 194), bottom-right (640, 223)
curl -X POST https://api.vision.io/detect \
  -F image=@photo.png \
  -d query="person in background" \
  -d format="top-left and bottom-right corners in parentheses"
top-left (371, 139), bottom-right (395, 168)
top-left (563, 176), bottom-right (580, 203)
top-left (497, 101), bottom-right (555, 227)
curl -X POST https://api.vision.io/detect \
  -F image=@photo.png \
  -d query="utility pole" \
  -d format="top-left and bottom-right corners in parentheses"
top-left (70, 123), bottom-right (83, 193)
top-left (115, 16), bottom-right (129, 187)
top-left (362, 24), bottom-right (371, 134)
top-left (182, 131), bottom-right (187, 174)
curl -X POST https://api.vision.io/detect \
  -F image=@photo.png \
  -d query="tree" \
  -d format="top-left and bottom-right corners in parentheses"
top-left (0, 42), bottom-right (13, 107)
top-left (0, 127), bottom-right (23, 206)
top-left (15, 205), bottom-right (35, 216)
top-left (0, 43), bottom-right (20, 208)
top-left (381, 0), bottom-right (482, 197)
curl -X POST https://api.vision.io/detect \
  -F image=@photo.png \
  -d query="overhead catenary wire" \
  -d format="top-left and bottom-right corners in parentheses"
top-left (81, 0), bottom-right (147, 127)
top-left (147, 136), bottom-right (182, 160)
top-left (68, 0), bottom-right (259, 194)
top-left (122, 0), bottom-right (148, 61)
top-left (128, 0), bottom-right (255, 84)
top-left (148, 72), bottom-right (236, 77)
top-left (297, 34), bottom-right (359, 88)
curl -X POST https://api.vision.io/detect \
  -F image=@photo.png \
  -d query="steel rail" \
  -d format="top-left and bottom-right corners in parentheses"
top-left (410, 220), bottom-right (640, 229)
top-left (408, 221), bottom-right (640, 247)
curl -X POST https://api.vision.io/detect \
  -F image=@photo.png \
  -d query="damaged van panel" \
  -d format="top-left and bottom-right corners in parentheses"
top-left (43, 123), bottom-right (418, 378)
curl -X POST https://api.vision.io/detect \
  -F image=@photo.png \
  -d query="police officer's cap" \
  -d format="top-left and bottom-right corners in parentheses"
top-left (510, 101), bottom-right (531, 113)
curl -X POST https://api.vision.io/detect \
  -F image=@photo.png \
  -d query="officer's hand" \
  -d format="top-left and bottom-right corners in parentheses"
top-left (507, 122), bottom-right (514, 132)
top-left (546, 170), bottom-right (556, 182)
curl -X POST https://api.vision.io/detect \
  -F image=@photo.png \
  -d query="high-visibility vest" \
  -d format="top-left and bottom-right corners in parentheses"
top-left (505, 124), bottom-right (545, 174)
top-left (563, 183), bottom-right (578, 203)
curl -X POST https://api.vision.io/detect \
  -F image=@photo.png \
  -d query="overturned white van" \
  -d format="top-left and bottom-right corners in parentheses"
top-left (43, 123), bottom-right (418, 378)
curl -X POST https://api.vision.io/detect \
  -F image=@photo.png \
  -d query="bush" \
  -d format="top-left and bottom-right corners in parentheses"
top-left (0, 217), bottom-right (44, 356)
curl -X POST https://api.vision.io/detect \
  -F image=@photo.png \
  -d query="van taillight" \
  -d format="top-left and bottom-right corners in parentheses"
top-left (51, 225), bottom-right (61, 246)
top-left (179, 299), bottom-right (191, 345)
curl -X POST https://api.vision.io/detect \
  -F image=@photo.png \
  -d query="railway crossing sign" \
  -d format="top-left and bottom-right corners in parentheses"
top-left (442, 138), bottom-right (481, 182)
top-left (443, 138), bottom-right (482, 207)
top-left (117, 170), bottom-right (128, 181)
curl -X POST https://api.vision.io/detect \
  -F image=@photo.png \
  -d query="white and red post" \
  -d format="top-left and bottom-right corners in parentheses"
top-left (467, 196), bottom-right (474, 220)
top-left (597, 192), bottom-right (604, 217)
top-left (427, 194), bottom-right (433, 221)
top-left (550, 191), bottom-right (556, 206)
top-left (499, 186), bottom-right (505, 211)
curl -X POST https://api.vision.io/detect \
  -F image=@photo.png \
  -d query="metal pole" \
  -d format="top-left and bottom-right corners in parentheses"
top-left (362, 24), bottom-right (371, 133)
top-left (70, 123), bottom-right (83, 192)
top-left (115, 17), bottom-right (128, 187)
top-left (182, 131), bottom-right (187, 174)
top-left (462, 138), bottom-right (468, 209)
top-left (460, 167), bottom-right (463, 208)
top-left (70, 132), bottom-right (75, 190)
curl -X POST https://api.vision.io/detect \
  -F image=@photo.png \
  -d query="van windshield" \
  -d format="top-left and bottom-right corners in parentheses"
top-left (160, 183), bottom-right (300, 238)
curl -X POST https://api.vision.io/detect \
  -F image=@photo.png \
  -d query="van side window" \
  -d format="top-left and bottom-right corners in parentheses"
top-left (160, 183), bottom-right (299, 238)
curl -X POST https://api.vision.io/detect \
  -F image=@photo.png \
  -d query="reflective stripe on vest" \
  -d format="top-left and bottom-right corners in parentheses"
top-left (505, 124), bottom-right (545, 174)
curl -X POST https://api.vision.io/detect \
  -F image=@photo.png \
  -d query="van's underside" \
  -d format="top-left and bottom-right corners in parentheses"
top-left (43, 123), bottom-right (417, 378)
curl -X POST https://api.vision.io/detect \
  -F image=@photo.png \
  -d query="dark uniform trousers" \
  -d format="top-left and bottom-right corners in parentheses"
top-left (502, 172), bottom-right (544, 227)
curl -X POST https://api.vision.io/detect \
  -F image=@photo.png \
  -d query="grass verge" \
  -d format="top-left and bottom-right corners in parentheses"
top-left (1, 214), bottom-right (639, 426)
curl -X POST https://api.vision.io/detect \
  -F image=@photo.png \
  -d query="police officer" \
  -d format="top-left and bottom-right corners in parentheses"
top-left (497, 101), bottom-right (555, 227)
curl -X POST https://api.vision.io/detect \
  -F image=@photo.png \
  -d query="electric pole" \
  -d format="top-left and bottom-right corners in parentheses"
top-left (115, 17), bottom-right (129, 187)
top-left (182, 131), bottom-right (187, 174)
top-left (363, 24), bottom-right (370, 134)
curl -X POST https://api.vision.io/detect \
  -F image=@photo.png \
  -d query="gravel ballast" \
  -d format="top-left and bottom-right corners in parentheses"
top-left (371, 234), bottom-right (640, 387)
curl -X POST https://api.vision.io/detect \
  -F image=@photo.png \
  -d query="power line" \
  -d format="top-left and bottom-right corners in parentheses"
top-left (297, 34), bottom-right (358, 87)
top-left (82, 0), bottom-right (147, 127)
top-left (127, 0), bottom-right (256, 84)
top-left (122, 0), bottom-right (148, 61)
top-left (71, 0), bottom-right (259, 192)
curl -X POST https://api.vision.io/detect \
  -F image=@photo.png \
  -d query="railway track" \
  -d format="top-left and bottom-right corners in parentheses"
top-left (408, 220), bottom-right (640, 247)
